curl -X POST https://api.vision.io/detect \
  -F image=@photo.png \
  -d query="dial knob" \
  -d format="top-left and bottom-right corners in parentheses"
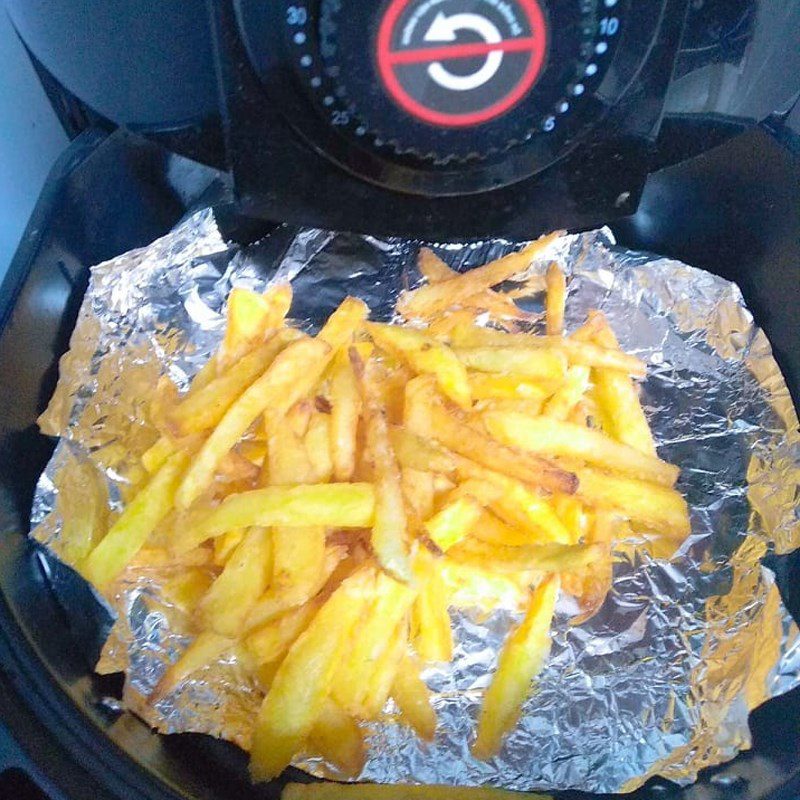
top-left (308, 0), bottom-right (625, 163)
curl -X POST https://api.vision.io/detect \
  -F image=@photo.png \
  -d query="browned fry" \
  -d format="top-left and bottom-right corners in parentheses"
top-left (397, 232), bottom-right (562, 319)
top-left (405, 380), bottom-right (576, 496)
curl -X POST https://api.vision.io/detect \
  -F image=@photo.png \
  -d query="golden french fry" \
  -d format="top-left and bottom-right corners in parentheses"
top-left (355, 354), bottom-right (413, 582)
top-left (361, 617), bottom-right (408, 720)
top-left (550, 494), bottom-right (586, 545)
top-left (160, 568), bottom-right (215, 614)
top-left (439, 558), bottom-right (532, 612)
top-left (237, 439), bottom-right (268, 467)
top-left (242, 599), bottom-right (322, 666)
top-left (129, 546), bottom-right (212, 569)
top-left (282, 783), bottom-right (549, 800)
top-left (367, 323), bottom-right (471, 410)
top-left (408, 385), bottom-right (576, 496)
top-left (411, 553), bottom-right (453, 663)
top-left (590, 314), bottom-right (656, 455)
top-left (308, 699), bottom-right (366, 777)
top-left (219, 284), bottom-right (293, 369)
top-left (83, 450), bottom-right (189, 588)
top-left (305, 412), bottom-right (333, 483)
top-left (195, 526), bottom-right (273, 637)
top-left (169, 333), bottom-right (298, 436)
top-left (54, 453), bottom-right (109, 569)
top-left (471, 511), bottom-right (540, 547)
top-left (388, 425), bottom-right (457, 475)
top-left (574, 467), bottom-right (690, 537)
top-left (450, 539), bottom-right (602, 574)
top-left (418, 247), bottom-right (456, 283)
top-left (424, 495), bottom-right (484, 552)
top-left (450, 326), bottom-right (646, 377)
top-left (271, 525), bottom-right (326, 598)
top-left (266, 423), bottom-right (316, 486)
top-left (285, 399), bottom-right (314, 438)
top-left (467, 373), bottom-right (550, 402)
top-left (184, 484), bottom-right (375, 548)
top-left (245, 545), bottom-right (348, 632)
top-left (561, 543), bottom-right (612, 625)
top-left (455, 347), bottom-right (567, 382)
top-left (542, 365), bottom-right (589, 420)
top-left (176, 337), bottom-right (332, 509)
top-left (397, 232), bottom-right (561, 319)
top-left (330, 349), bottom-right (362, 481)
top-left (401, 468), bottom-right (435, 520)
top-left (474, 397), bottom-right (545, 419)
top-left (249, 566), bottom-right (373, 782)
top-left (472, 575), bottom-right (559, 759)
top-left (317, 296), bottom-right (369, 351)
top-left (217, 450), bottom-right (260, 484)
top-left (484, 412), bottom-right (679, 487)
top-left (392, 651), bottom-right (436, 741)
top-left (141, 435), bottom-right (176, 474)
top-left (150, 630), bottom-right (232, 703)
top-left (545, 262), bottom-right (567, 336)
top-left (332, 571), bottom-right (415, 715)
top-left (213, 528), bottom-right (245, 566)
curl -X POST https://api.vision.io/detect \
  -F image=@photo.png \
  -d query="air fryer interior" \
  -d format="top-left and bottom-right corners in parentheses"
top-left (0, 128), bottom-right (798, 800)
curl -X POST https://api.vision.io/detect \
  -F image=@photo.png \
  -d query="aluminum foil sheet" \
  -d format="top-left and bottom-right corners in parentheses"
top-left (31, 209), bottom-right (800, 793)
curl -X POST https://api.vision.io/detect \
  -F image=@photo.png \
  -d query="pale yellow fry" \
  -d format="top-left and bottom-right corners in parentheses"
top-left (305, 412), bottom-right (334, 483)
top-left (542, 365), bottom-right (590, 420)
top-left (330, 350), bottom-right (361, 481)
top-left (189, 354), bottom-right (219, 391)
top-left (451, 538), bottom-right (602, 574)
top-left (196, 526), bottom-right (273, 637)
top-left (184, 484), bottom-right (374, 548)
top-left (219, 284), bottom-right (293, 369)
top-left (357, 357), bottom-right (413, 582)
top-left (388, 426), bottom-right (457, 475)
top-left (424, 495), bottom-right (484, 552)
top-left (490, 484), bottom-right (582, 545)
top-left (545, 261), bottom-right (567, 336)
top-left (150, 630), bottom-right (232, 703)
top-left (550, 493), bottom-right (587, 545)
top-left (159, 568), bottom-right (214, 615)
top-left (308, 699), bottom-right (366, 777)
top-left (574, 467), bottom-right (691, 538)
top-left (271, 525), bottom-right (326, 598)
top-left (361, 617), bottom-right (407, 719)
top-left (245, 545), bottom-right (348, 632)
top-left (242, 599), bottom-right (322, 666)
top-left (467, 373), bottom-right (550, 402)
top-left (392, 651), bottom-right (437, 741)
top-left (484, 412), bottom-right (679, 487)
top-left (367, 322), bottom-right (471, 410)
top-left (317, 296), bottom-right (369, 350)
top-left (591, 314), bottom-right (656, 455)
top-left (397, 232), bottom-right (562, 319)
top-left (267, 424), bottom-right (316, 486)
top-left (332, 571), bottom-right (415, 714)
top-left (411, 386), bottom-right (577, 496)
top-left (474, 397), bottom-right (545, 418)
top-left (237, 439), bottom-right (268, 467)
top-left (169, 332), bottom-right (298, 436)
top-left (411, 554), bottom-right (453, 663)
top-left (213, 528), bottom-right (245, 566)
top-left (285, 399), bottom-right (314, 438)
top-left (141, 435), bottom-right (176, 474)
top-left (450, 326), bottom-right (646, 377)
top-left (176, 337), bottom-right (331, 509)
top-left (83, 451), bottom-right (189, 588)
top-left (472, 575), bottom-right (559, 759)
top-left (455, 347), bottom-right (567, 381)
top-left (249, 567), bottom-right (373, 782)
top-left (282, 783), bottom-right (549, 800)
top-left (401, 468), bottom-right (435, 519)
top-left (54, 453), bottom-right (109, 569)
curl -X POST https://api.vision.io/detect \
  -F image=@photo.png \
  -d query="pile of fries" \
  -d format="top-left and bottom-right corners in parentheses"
top-left (53, 231), bottom-right (690, 787)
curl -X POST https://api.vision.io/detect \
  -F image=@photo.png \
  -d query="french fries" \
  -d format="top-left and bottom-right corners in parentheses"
top-left (473, 575), bottom-right (559, 758)
top-left (63, 233), bottom-right (693, 786)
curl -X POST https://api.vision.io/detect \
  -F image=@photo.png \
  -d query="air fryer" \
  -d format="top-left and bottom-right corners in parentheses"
top-left (0, 1), bottom-right (799, 798)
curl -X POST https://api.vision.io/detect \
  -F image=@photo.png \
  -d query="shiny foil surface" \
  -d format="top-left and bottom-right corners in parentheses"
top-left (31, 210), bottom-right (800, 793)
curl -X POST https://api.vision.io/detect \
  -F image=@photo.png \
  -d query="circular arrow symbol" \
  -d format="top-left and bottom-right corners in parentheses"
top-left (376, 0), bottom-right (548, 128)
top-left (424, 12), bottom-right (504, 92)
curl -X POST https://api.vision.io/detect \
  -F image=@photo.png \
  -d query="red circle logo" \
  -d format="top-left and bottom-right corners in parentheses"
top-left (376, 0), bottom-right (548, 128)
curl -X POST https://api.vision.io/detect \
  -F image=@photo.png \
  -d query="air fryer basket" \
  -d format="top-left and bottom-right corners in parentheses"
top-left (0, 127), bottom-right (798, 800)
